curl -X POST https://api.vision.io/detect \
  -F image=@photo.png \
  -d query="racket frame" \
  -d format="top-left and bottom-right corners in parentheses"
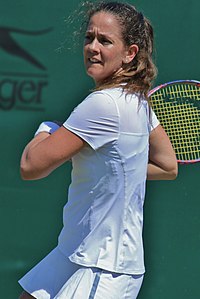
top-left (148, 79), bottom-right (200, 164)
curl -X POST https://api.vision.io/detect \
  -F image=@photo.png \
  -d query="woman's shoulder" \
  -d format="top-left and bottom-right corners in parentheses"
top-left (81, 87), bottom-right (142, 111)
top-left (86, 87), bottom-right (128, 102)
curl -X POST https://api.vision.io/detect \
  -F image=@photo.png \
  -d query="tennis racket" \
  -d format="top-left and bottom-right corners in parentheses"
top-left (148, 80), bottom-right (200, 164)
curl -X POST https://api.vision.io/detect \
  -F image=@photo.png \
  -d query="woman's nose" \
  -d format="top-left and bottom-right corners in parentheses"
top-left (88, 38), bottom-right (100, 53)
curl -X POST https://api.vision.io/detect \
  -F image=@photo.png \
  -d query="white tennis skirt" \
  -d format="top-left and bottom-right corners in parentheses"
top-left (18, 247), bottom-right (144, 299)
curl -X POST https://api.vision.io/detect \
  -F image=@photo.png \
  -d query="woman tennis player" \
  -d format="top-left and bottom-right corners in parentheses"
top-left (18, 1), bottom-right (178, 299)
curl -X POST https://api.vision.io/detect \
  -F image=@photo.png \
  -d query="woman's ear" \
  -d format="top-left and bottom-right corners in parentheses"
top-left (123, 44), bottom-right (139, 64)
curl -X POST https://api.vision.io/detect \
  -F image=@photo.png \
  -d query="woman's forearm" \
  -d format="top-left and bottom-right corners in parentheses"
top-left (20, 132), bottom-right (52, 180)
top-left (20, 127), bottom-right (85, 181)
top-left (148, 125), bottom-right (178, 181)
top-left (147, 161), bottom-right (178, 180)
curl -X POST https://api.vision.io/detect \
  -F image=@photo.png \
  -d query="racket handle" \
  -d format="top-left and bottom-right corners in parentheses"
top-left (34, 121), bottom-right (62, 136)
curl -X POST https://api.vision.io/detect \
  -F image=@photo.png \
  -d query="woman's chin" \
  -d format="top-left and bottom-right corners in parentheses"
top-left (86, 71), bottom-right (101, 84)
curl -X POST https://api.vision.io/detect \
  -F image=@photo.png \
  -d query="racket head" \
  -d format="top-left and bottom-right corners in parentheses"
top-left (148, 80), bottom-right (200, 164)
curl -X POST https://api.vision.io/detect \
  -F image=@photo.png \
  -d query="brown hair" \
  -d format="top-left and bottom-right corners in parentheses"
top-left (81, 1), bottom-right (157, 97)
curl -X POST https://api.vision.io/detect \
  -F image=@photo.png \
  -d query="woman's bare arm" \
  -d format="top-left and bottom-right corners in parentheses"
top-left (147, 125), bottom-right (178, 180)
top-left (20, 127), bottom-right (85, 180)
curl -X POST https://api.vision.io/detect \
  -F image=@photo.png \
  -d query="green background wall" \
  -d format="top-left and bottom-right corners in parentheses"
top-left (0, 0), bottom-right (199, 298)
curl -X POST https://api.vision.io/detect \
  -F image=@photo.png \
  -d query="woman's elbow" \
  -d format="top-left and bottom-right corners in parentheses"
top-left (169, 169), bottom-right (178, 180)
top-left (168, 163), bottom-right (178, 180)
top-left (20, 165), bottom-right (34, 180)
top-left (20, 163), bottom-right (52, 180)
top-left (20, 163), bottom-right (43, 180)
top-left (20, 152), bottom-right (34, 180)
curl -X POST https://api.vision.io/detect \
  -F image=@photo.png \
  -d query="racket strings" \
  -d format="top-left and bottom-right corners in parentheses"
top-left (150, 82), bottom-right (200, 163)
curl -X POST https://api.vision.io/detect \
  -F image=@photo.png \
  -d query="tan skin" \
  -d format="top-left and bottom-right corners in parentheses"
top-left (19, 12), bottom-right (177, 299)
top-left (84, 12), bottom-right (138, 84)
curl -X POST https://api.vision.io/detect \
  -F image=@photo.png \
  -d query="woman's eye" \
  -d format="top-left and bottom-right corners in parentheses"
top-left (100, 38), bottom-right (112, 45)
top-left (84, 34), bottom-right (112, 45)
top-left (84, 35), bottom-right (92, 42)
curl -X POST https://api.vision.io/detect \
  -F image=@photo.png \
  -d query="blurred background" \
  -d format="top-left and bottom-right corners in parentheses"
top-left (0, 0), bottom-right (199, 298)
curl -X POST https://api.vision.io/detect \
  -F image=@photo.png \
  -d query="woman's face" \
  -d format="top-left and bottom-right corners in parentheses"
top-left (84, 12), bottom-right (128, 84)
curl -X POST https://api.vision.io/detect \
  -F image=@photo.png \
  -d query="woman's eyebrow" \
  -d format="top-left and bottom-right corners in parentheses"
top-left (86, 29), bottom-right (113, 37)
top-left (86, 32), bottom-right (115, 42)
